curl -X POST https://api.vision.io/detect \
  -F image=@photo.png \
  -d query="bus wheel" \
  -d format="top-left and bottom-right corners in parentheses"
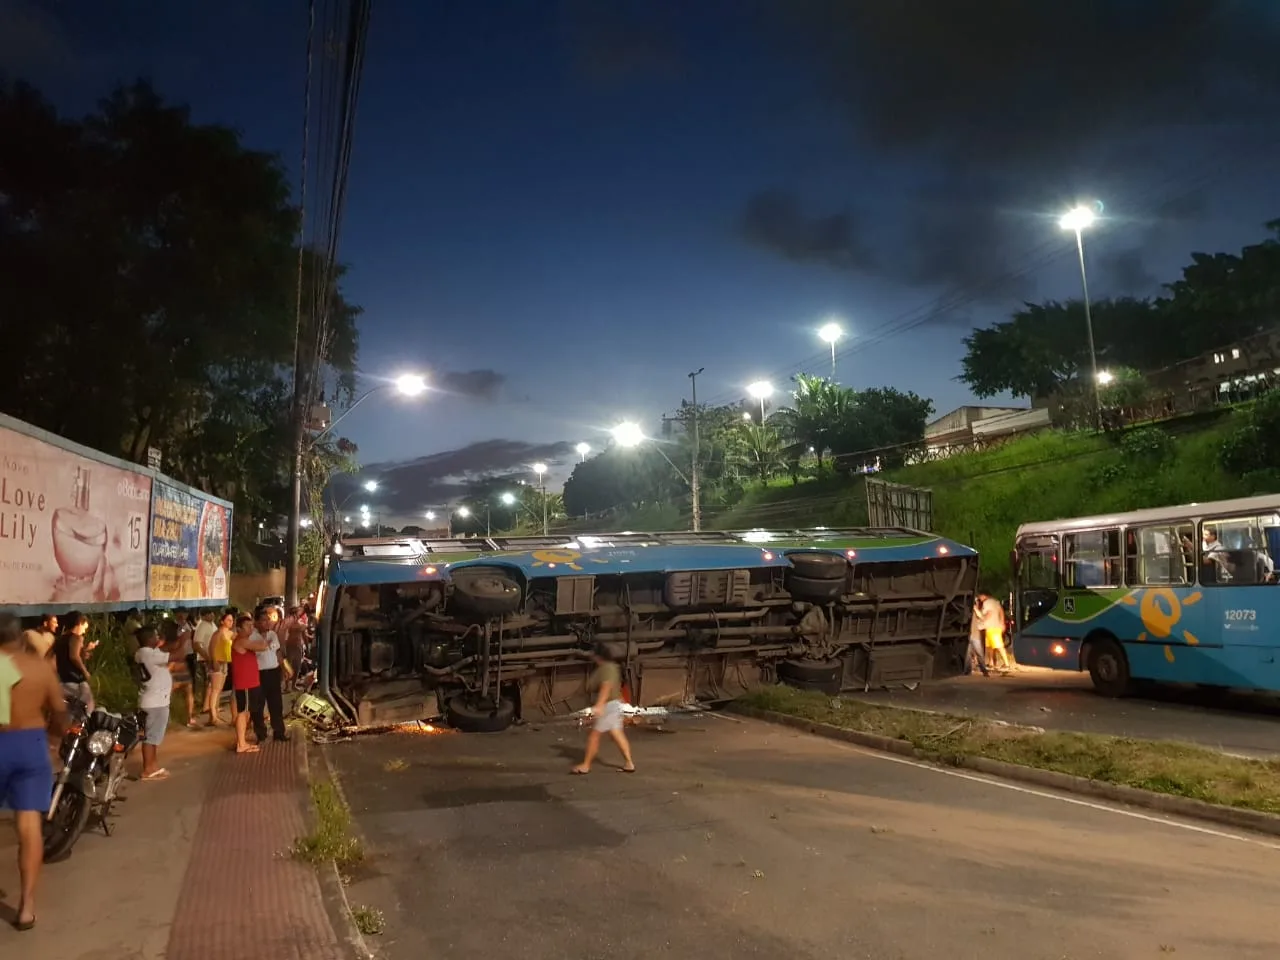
top-left (787, 553), bottom-right (849, 580)
top-left (778, 658), bottom-right (842, 694)
top-left (1086, 638), bottom-right (1131, 698)
top-left (786, 574), bottom-right (845, 603)
top-left (452, 568), bottom-right (522, 618)
top-left (446, 694), bottom-right (516, 733)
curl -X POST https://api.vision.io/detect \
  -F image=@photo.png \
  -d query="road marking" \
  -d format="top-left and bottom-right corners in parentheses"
top-left (823, 738), bottom-right (1280, 852)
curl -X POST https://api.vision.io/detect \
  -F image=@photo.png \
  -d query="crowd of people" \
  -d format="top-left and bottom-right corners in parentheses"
top-left (0, 600), bottom-right (312, 932)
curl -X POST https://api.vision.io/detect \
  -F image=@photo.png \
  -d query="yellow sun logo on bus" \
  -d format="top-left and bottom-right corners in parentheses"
top-left (530, 549), bottom-right (585, 571)
top-left (1121, 587), bottom-right (1202, 662)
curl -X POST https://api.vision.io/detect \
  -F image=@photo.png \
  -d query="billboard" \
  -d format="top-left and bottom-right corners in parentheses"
top-left (148, 481), bottom-right (232, 603)
top-left (0, 422), bottom-right (152, 607)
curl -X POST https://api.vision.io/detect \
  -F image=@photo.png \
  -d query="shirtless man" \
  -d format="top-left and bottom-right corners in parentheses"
top-left (0, 612), bottom-right (68, 931)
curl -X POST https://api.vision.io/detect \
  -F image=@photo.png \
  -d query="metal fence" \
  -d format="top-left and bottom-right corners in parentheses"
top-left (865, 477), bottom-right (933, 531)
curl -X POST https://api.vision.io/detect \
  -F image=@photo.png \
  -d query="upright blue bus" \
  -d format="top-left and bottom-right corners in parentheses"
top-left (1012, 495), bottom-right (1280, 696)
top-left (314, 528), bottom-right (979, 730)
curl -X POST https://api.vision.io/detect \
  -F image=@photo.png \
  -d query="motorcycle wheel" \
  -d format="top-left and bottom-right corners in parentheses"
top-left (43, 788), bottom-right (92, 863)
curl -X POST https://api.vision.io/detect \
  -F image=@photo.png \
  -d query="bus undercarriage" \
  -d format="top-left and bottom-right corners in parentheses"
top-left (325, 552), bottom-right (979, 731)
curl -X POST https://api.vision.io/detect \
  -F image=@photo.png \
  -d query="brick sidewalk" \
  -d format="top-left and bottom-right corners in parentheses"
top-left (165, 739), bottom-right (345, 960)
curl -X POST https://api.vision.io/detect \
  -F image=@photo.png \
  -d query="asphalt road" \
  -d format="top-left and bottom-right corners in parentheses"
top-left (327, 714), bottom-right (1280, 960)
top-left (847, 667), bottom-right (1280, 758)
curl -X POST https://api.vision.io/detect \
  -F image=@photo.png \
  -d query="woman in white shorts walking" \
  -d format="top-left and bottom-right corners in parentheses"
top-left (571, 645), bottom-right (635, 775)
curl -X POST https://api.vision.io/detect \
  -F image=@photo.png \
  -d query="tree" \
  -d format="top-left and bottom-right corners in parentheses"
top-left (958, 300), bottom-right (1138, 399)
top-left (959, 222), bottom-right (1280, 401)
top-left (738, 422), bottom-right (784, 483)
top-left (770, 374), bottom-right (853, 470)
top-left (0, 80), bottom-right (360, 555)
top-left (834, 387), bottom-right (933, 468)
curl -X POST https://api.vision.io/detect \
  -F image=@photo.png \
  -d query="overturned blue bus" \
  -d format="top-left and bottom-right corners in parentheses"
top-left (315, 528), bottom-right (979, 731)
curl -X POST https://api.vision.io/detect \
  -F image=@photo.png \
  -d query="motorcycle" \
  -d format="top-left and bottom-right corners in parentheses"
top-left (43, 699), bottom-right (143, 863)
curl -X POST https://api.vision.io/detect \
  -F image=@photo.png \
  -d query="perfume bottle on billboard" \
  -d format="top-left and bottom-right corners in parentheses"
top-left (52, 466), bottom-right (109, 587)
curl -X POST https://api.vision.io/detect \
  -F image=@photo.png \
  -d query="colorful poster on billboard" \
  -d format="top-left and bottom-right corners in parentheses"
top-left (0, 423), bottom-right (152, 607)
top-left (148, 481), bottom-right (232, 602)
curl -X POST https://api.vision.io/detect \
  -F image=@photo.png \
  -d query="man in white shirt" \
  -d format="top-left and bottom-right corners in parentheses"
top-left (134, 625), bottom-right (179, 781)
top-left (251, 606), bottom-right (289, 742)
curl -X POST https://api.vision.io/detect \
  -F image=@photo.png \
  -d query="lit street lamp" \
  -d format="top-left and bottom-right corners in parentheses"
top-left (500, 491), bottom-right (518, 530)
top-left (611, 421), bottom-right (695, 524)
top-left (611, 422), bottom-right (645, 448)
top-left (288, 371), bottom-right (428, 606)
top-left (818, 321), bottom-right (842, 381)
top-left (450, 505), bottom-right (470, 538)
top-left (363, 479), bottom-right (378, 492)
top-left (533, 463), bottom-right (548, 536)
top-left (747, 380), bottom-right (774, 421)
top-left (575, 442), bottom-right (591, 463)
top-left (1059, 204), bottom-right (1102, 426)
top-left (1098, 370), bottom-right (1114, 386)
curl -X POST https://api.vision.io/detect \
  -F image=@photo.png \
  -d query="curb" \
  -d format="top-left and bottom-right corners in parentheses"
top-left (727, 704), bottom-right (1280, 839)
top-left (299, 736), bottom-right (376, 960)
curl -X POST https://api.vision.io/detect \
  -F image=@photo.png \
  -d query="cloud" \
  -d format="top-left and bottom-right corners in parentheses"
top-left (737, 1), bottom-right (1279, 300)
top-left (435, 368), bottom-right (505, 400)
top-left (331, 438), bottom-right (574, 517)
top-left (561, 0), bottom-right (682, 83)
top-left (0, 0), bottom-right (75, 77)
top-left (778, 1), bottom-right (1280, 167)
top-left (740, 189), bottom-right (875, 271)
top-left (1098, 249), bottom-right (1160, 297)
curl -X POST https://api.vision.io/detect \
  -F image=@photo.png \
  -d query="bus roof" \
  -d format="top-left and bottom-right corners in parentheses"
top-left (1015, 493), bottom-right (1280, 539)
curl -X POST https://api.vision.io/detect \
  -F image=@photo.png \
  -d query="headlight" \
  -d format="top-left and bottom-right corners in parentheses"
top-left (87, 729), bottom-right (116, 756)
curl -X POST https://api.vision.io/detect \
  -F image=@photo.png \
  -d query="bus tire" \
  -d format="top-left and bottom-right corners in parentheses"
top-left (451, 568), bottom-right (522, 618)
top-left (786, 574), bottom-right (845, 603)
top-left (445, 694), bottom-right (516, 733)
top-left (778, 658), bottom-right (842, 692)
top-left (1086, 637), bottom-right (1131, 698)
top-left (787, 553), bottom-right (848, 580)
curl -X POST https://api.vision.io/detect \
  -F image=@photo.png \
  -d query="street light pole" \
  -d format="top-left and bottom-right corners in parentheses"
top-left (533, 463), bottom-right (548, 536)
top-left (1074, 228), bottom-right (1101, 426)
top-left (688, 367), bottom-right (703, 532)
top-left (1060, 206), bottom-right (1101, 428)
top-left (818, 321), bottom-right (842, 382)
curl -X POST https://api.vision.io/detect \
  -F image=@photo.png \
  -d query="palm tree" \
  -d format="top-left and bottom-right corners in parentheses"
top-left (773, 373), bottom-right (854, 472)
top-left (739, 422), bottom-right (784, 483)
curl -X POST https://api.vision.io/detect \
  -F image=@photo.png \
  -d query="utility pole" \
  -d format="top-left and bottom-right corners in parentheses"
top-left (688, 368), bottom-right (703, 532)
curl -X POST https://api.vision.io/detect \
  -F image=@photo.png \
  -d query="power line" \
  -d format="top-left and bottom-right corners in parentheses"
top-left (286, 0), bottom-right (374, 606)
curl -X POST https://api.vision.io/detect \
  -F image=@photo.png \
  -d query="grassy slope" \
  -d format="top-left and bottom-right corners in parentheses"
top-left (897, 413), bottom-right (1244, 587)
top-left (559, 409), bottom-right (1257, 590)
top-left (741, 686), bottom-right (1280, 814)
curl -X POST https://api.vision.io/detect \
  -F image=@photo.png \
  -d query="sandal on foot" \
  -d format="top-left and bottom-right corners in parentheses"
top-left (570, 767), bottom-right (590, 775)
top-left (142, 768), bottom-right (170, 781)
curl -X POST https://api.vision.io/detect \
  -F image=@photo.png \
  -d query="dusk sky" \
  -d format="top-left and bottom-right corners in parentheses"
top-left (7, 0), bottom-right (1280, 519)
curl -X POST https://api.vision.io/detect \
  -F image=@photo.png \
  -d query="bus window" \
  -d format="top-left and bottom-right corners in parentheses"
top-left (1063, 528), bottom-right (1122, 588)
top-left (1019, 544), bottom-right (1059, 589)
top-left (1127, 523), bottom-right (1194, 585)
top-left (1200, 514), bottom-right (1279, 586)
